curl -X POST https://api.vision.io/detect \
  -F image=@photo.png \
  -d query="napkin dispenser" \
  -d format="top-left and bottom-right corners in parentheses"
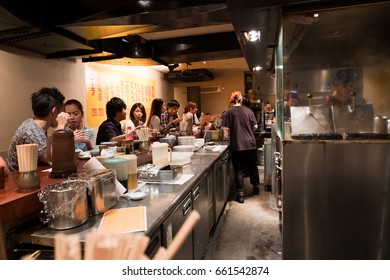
top-left (49, 129), bottom-right (77, 178)
top-left (69, 169), bottom-right (118, 215)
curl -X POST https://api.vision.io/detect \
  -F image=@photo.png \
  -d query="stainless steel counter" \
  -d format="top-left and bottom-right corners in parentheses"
top-left (10, 144), bottom-right (229, 248)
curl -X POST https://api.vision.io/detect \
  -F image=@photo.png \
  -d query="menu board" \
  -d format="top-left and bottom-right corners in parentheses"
top-left (85, 64), bottom-right (156, 127)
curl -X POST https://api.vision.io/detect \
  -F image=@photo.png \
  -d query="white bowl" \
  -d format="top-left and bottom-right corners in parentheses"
top-left (173, 145), bottom-right (195, 152)
top-left (171, 152), bottom-right (193, 166)
top-left (178, 136), bottom-right (195, 146)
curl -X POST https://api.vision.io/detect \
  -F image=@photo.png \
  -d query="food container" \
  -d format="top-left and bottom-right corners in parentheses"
top-left (173, 145), bottom-right (195, 152)
top-left (171, 152), bottom-right (193, 166)
top-left (178, 136), bottom-right (195, 146)
top-left (138, 164), bottom-right (183, 182)
top-left (38, 180), bottom-right (88, 230)
top-left (152, 142), bottom-right (172, 165)
top-left (69, 169), bottom-right (118, 215)
top-left (211, 130), bottom-right (220, 141)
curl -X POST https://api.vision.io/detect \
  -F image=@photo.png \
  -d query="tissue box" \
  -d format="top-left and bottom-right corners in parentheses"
top-left (69, 169), bottom-right (118, 215)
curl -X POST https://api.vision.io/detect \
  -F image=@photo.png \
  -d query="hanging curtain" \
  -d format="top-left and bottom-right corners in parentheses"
top-left (187, 86), bottom-right (201, 116)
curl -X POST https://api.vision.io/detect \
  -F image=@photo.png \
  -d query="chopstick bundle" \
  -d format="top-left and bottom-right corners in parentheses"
top-left (50, 210), bottom-right (201, 260)
top-left (135, 128), bottom-right (150, 141)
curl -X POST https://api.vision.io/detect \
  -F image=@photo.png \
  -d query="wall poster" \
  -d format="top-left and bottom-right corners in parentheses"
top-left (85, 64), bottom-right (156, 127)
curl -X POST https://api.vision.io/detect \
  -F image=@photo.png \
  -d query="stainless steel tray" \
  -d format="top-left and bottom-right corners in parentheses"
top-left (138, 164), bottom-right (183, 182)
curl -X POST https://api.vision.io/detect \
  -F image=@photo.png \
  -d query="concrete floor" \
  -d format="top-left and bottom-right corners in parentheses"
top-left (203, 167), bottom-right (282, 260)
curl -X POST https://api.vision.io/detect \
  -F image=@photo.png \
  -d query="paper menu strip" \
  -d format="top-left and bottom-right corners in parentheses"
top-left (98, 207), bottom-right (147, 233)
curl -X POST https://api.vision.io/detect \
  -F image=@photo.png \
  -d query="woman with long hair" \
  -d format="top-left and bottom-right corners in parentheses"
top-left (146, 98), bottom-right (166, 133)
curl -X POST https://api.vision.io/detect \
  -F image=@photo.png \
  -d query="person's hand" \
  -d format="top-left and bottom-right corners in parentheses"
top-left (73, 129), bottom-right (88, 142)
top-left (56, 112), bottom-right (70, 130)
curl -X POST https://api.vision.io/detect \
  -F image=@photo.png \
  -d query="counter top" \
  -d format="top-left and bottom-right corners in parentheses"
top-left (9, 143), bottom-right (229, 248)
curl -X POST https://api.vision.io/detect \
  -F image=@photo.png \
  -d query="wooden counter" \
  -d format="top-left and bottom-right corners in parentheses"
top-left (0, 167), bottom-right (68, 226)
top-left (0, 151), bottom-right (152, 227)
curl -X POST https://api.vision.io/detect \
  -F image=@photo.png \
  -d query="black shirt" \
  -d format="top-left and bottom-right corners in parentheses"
top-left (96, 118), bottom-right (122, 145)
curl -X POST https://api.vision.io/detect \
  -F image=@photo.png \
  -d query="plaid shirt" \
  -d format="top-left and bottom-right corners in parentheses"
top-left (161, 112), bottom-right (179, 132)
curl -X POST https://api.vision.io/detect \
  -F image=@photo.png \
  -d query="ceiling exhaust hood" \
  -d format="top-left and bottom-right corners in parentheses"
top-left (164, 68), bottom-right (214, 82)
top-left (227, 1), bottom-right (281, 73)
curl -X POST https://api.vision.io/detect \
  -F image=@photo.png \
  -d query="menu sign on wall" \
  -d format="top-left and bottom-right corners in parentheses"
top-left (85, 64), bottom-right (156, 127)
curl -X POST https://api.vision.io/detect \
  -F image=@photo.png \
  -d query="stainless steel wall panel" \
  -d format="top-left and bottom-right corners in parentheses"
top-left (282, 141), bottom-right (390, 259)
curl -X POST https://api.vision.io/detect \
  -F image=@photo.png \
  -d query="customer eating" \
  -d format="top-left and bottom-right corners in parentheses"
top-left (96, 97), bottom-right (128, 145)
top-left (64, 99), bottom-right (96, 151)
top-left (6, 87), bottom-right (69, 172)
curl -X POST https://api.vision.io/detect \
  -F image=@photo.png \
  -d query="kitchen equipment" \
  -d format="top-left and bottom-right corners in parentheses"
top-left (138, 164), bottom-right (183, 182)
top-left (162, 193), bottom-right (193, 260)
top-left (192, 173), bottom-right (211, 259)
top-left (374, 115), bottom-right (388, 133)
top-left (210, 130), bottom-right (220, 141)
top-left (121, 139), bottom-right (134, 154)
top-left (171, 152), bottom-right (193, 166)
top-left (103, 158), bottom-right (128, 189)
top-left (38, 180), bottom-right (88, 230)
top-left (50, 129), bottom-right (77, 178)
top-left (16, 143), bottom-right (40, 192)
top-left (116, 154), bottom-right (138, 190)
top-left (332, 104), bottom-right (374, 133)
top-left (128, 192), bottom-right (146, 201)
top-left (173, 145), bottom-right (195, 152)
top-left (178, 136), bottom-right (195, 146)
top-left (290, 105), bottom-right (333, 135)
top-left (152, 142), bottom-right (172, 165)
top-left (69, 169), bottom-right (118, 215)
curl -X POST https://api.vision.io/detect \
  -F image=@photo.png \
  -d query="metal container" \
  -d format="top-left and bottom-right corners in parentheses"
top-left (374, 115), bottom-right (388, 133)
top-left (38, 180), bottom-right (88, 230)
top-left (69, 169), bottom-right (118, 215)
top-left (138, 164), bottom-right (183, 181)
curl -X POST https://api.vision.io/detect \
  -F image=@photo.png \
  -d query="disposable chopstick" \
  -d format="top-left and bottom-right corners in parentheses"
top-left (164, 210), bottom-right (200, 260)
top-left (127, 234), bottom-right (150, 260)
top-left (152, 247), bottom-right (169, 260)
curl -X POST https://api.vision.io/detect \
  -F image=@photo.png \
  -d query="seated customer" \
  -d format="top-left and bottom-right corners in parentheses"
top-left (161, 99), bottom-right (182, 133)
top-left (146, 98), bottom-right (166, 134)
top-left (64, 99), bottom-right (96, 151)
top-left (96, 97), bottom-right (127, 145)
top-left (0, 156), bottom-right (9, 176)
top-left (122, 102), bottom-right (147, 135)
top-left (6, 87), bottom-right (69, 172)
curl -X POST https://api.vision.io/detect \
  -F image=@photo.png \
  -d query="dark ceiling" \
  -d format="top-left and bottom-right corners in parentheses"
top-left (0, 0), bottom-right (387, 74)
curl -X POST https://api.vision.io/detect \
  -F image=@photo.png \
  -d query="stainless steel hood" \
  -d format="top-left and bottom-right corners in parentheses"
top-left (0, 0), bottom-right (278, 73)
top-left (1, 0), bottom-right (388, 74)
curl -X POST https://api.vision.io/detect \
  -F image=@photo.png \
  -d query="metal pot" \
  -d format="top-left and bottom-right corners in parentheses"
top-left (38, 180), bottom-right (88, 230)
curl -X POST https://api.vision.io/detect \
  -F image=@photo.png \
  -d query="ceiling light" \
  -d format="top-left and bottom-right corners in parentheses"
top-left (313, 13), bottom-right (319, 18)
top-left (167, 63), bottom-right (179, 72)
top-left (253, 66), bottom-right (262, 71)
top-left (244, 30), bottom-right (261, 42)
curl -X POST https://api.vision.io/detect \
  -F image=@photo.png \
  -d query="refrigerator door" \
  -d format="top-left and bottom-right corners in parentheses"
top-left (162, 193), bottom-right (193, 260)
top-left (192, 173), bottom-right (210, 259)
